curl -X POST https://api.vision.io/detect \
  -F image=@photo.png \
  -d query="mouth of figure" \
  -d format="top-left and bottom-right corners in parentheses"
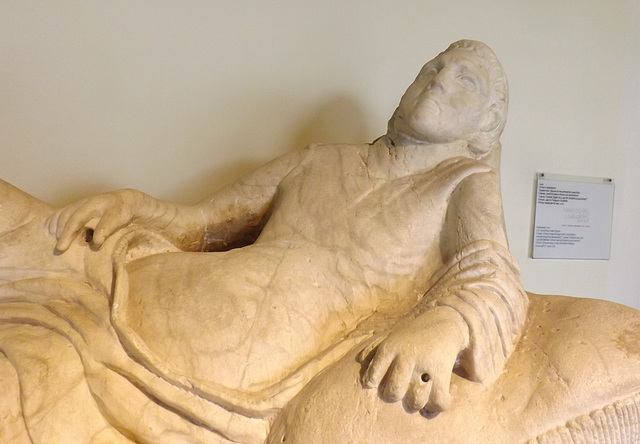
top-left (416, 98), bottom-right (440, 114)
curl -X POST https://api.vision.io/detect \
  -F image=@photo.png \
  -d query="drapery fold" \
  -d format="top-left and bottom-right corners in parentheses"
top-left (428, 240), bottom-right (528, 382)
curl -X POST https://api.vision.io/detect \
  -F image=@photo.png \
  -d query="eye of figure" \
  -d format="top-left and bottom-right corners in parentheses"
top-left (458, 71), bottom-right (479, 91)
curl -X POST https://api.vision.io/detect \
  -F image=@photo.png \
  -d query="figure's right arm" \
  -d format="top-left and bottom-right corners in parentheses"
top-left (51, 148), bottom-right (307, 252)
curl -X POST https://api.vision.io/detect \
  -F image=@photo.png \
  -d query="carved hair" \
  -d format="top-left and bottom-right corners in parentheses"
top-left (445, 40), bottom-right (509, 156)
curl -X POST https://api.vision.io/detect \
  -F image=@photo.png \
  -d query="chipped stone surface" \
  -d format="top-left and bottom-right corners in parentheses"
top-left (1, 40), bottom-right (640, 443)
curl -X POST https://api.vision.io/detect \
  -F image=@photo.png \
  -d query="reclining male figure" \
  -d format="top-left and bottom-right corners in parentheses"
top-left (49, 39), bottom-right (523, 416)
top-left (5, 40), bottom-right (639, 443)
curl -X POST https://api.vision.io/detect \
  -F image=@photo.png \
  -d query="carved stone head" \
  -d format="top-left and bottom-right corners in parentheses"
top-left (388, 40), bottom-right (509, 157)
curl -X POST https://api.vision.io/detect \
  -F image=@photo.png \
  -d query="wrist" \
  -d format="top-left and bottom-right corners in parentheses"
top-left (419, 306), bottom-right (470, 352)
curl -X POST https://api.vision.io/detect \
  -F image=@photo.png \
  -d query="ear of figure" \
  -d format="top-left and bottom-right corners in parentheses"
top-left (481, 109), bottom-right (501, 134)
top-left (468, 109), bottom-right (503, 159)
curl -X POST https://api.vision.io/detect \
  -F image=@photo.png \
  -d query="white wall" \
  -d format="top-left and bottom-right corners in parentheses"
top-left (610, 3), bottom-right (640, 308)
top-left (1, 1), bottom-right (638, 308)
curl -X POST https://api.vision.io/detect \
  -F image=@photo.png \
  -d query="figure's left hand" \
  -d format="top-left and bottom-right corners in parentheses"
top-left (360, 307), bottom-right (469, 414)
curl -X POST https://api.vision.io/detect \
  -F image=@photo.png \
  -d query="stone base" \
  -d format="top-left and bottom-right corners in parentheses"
top-left (270, 293), bottom-right (640, 443)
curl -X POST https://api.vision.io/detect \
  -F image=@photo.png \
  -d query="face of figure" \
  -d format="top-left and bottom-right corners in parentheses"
top-left (393, 48), bottom-right (496, 145)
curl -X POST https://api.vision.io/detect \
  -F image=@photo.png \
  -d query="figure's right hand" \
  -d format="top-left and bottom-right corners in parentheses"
top-left (48, 189), bottom-right (151, 252)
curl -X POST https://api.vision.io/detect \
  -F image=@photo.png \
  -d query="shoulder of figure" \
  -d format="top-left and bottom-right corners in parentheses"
top-left (451, 163), bottom-right (502, 206)
top-left (302, 142), bottom-right (368, 150)
top-left (298, 142), bottom-right (372, 160)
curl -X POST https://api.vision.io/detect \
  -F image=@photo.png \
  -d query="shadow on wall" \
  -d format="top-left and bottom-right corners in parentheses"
top-left (288, 94), bottom-right (374, 148)
top-left (170, 94), bottom-right (373, 203)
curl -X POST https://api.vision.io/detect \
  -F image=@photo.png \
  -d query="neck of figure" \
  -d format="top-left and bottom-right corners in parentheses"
top-left (370, 132), bottom-right (500, 178)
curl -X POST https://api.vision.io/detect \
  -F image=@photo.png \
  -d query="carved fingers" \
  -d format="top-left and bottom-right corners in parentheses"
top-left (361, 307), bottom-right (468, 414)
top-left (48, 189), bottom-right (147, 252)
top-left (415, 157), bottom-right (492, 200)
top-left (433, 156), bottom-right (492, 184)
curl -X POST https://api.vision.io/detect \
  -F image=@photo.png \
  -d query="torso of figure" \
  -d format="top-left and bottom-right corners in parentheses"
top-left (260, 141), bottom-right (466, 283)
top-left (124, 140), bottom-right (488, 392)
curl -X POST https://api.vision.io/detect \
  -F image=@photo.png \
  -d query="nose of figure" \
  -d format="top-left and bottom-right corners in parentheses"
top-left (418, 74), bottom-right (445, 109)
top-left (426, 77), bottom-right (445, 94)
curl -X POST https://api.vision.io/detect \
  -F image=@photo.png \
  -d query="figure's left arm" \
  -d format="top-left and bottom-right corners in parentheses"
top-left (362, 168), bottom-right (528, 413)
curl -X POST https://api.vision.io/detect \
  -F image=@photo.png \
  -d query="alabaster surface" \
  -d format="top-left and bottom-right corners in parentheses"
top-left (2, 40), bottom-right (640, 444)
